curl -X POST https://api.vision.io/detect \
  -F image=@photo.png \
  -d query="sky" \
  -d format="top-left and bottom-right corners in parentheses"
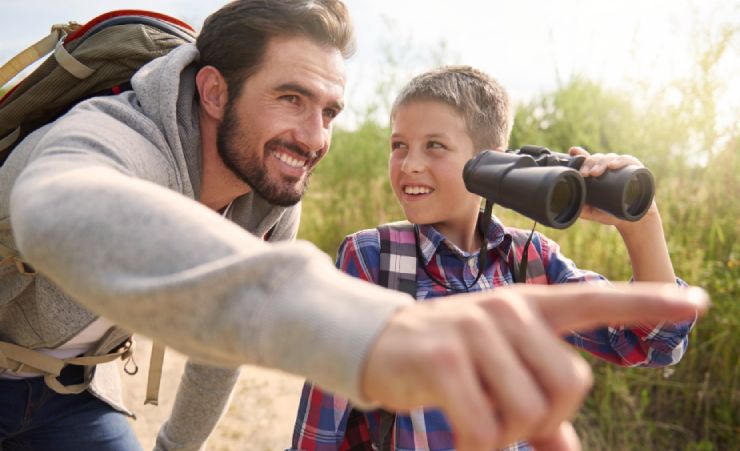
top-left (1, 0), bottom-right (738, 129)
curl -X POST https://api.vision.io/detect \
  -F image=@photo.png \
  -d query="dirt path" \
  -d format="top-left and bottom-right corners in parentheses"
top-left (121, 336), bottom-right (305, 450)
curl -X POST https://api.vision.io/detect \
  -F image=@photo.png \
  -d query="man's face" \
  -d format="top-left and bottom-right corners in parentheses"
top-left (217, 35), bottom-right (345, 206)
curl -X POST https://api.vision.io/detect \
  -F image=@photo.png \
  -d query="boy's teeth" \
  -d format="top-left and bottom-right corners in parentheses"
top-left (404, 186), bottom-right (431, 194)
top-left (273, 151), bottom-right (305, 168)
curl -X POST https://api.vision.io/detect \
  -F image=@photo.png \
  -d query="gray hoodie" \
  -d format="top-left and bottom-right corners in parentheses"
top-left (0, 43), bottom-right (412, 449)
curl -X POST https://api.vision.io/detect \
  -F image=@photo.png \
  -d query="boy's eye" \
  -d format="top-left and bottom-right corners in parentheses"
top-left (391, 141), bottom-right (407, 151)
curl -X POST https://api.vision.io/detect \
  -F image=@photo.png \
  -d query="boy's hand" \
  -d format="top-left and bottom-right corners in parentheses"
top-left (567, 146), bottom-right (659, 231)
top-left (361, 283), bottom-right (708, 451)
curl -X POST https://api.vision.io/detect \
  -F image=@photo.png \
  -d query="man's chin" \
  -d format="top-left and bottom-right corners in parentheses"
top-left (267, 194), bottom-right (302, 207)
top-left (257, 185), bottom-right (306, 207)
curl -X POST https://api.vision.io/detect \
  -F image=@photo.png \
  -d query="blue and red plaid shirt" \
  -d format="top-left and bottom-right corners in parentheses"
top-left (290, 215), bottom-right (692, 451)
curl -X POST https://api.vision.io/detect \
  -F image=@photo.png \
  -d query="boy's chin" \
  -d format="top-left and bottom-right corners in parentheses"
top-left (402, 211), bottom-right (433, 225)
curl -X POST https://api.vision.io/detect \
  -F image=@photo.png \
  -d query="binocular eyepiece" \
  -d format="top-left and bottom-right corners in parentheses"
top-left (462, 145), bottom-right (655, 229)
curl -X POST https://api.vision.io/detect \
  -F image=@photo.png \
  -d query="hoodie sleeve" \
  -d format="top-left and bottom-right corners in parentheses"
top-left (154, 195), bottom-right (303, 451)
top-left (9, 106), bottom-right (412, 405)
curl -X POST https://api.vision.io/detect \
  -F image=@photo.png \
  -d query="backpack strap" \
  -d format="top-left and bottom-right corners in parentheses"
top-left (506, 228), bottom-right (547, 284)
top-left (0, 240), bottom-right (35, 275)
top-left (377, 221), bottom-right (417, 298)
top-left (0, 23), bottom-right (79, 89)
top-left (145, 342), bottom-right (166, 405)
top-left (375, 221), bottom-right (418, 449)
top-left (0, 337), bottom-right (134, 394)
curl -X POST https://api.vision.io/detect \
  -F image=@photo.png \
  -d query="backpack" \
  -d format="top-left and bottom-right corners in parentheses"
top-left (0, 10), bottom-right (196, 166)
top-left (370, 220), bottom-right (547, 450)
top-left (0, 10), bottom-right (196, 406)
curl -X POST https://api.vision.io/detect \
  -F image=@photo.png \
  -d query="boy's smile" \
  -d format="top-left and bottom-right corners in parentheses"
top-left (389, 100), bottom-right (484, 251)
top-left (401, 184), bottom-right (434, 199)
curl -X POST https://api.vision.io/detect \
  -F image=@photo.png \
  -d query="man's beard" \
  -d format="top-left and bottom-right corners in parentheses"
top-left (216, 101), bottom-right (311, 207)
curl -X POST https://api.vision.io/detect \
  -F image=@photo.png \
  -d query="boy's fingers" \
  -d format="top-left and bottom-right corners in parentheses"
top-left (515, 283), bottom-right (708, 334)
top-left (606, 154), bottom-right (642, 170)
top-left (568, 146), bottom-right (589, 157)
top-left (579, 153), bottom-right (605, 176)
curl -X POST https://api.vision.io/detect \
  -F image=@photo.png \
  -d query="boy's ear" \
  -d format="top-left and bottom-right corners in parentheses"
top-left (196, 66), bottom-right (229, 121)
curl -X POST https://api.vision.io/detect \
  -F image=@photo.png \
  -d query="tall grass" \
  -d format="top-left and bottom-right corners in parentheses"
top-left (298, 74), bottom-right (739, 449)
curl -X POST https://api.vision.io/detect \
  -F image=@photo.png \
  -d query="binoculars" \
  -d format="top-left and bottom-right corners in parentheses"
top-left (462, 145), bottom-right (655, 229)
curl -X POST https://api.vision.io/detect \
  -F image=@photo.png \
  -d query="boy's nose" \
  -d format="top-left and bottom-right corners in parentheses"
top-left (401, 150), bottom-right (426, 174)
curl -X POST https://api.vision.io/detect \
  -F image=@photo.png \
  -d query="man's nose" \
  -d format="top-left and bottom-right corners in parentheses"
top-left (295, 109), bottom-right (327, 154)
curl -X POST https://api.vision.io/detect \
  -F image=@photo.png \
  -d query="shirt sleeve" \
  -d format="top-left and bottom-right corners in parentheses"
top-left (538, 233), bottom-right (694, 367)
top-left (335, 230), bottom-right (382, 284)
top-left (291, 381), bottom-right (353, 450)
top-left (158, 203), bottom-right (302, 451)
top-left (155, 362), bottom-right (240, 451)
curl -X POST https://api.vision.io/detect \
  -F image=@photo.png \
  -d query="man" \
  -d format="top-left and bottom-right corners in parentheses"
top-left (0, 1), bottom-right (705, 450)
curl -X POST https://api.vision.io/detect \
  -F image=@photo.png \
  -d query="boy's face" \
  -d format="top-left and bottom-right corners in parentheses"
top-left (389, 101), bottom-right (482, 239)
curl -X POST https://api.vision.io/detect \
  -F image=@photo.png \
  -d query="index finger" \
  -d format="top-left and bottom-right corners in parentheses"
top-left (507, 283), bottom-right (708, 334)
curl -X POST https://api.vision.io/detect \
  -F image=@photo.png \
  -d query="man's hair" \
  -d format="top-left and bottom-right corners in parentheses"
top-left (196, 0), bottom-right (355, 100)
top-left (390, 66), bottom-right (513, 151)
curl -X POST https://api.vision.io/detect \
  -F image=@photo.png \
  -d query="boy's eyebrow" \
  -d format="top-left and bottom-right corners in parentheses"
top-left (424, 133), bottom-right (450, 140)
top-left (274, 82), bottom-right (344, 111)
top-left (390, 132), bottom-right (450, 140)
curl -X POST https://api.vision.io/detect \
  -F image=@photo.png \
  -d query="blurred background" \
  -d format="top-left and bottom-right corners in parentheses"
top-left (2, 1), bottom-right (738, 449)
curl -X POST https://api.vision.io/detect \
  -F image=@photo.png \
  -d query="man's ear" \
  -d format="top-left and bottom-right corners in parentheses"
top-left (196, 66), bottom-right (229, 121)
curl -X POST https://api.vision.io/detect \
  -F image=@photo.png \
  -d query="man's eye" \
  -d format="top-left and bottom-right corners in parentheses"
top-left (323, 108), bottom-right (338, 119)
top-left (281, 95), bottom-right (299, 103)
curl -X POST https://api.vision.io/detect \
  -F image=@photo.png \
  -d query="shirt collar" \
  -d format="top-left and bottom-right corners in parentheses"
top-left (415, 212), bottom-right (509, 265)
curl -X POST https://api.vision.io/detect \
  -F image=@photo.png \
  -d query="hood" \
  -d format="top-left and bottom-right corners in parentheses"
top-left (131, 43), bottom-right (202, 199)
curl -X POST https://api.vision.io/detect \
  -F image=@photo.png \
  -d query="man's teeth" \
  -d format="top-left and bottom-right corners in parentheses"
top-left (273, 151), bottom-right (306, 168)
top-left (404, 186), bottom-right (432, 195)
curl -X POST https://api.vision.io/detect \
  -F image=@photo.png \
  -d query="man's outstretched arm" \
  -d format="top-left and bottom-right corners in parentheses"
top-left (361, 283), bottom-right (708, 451)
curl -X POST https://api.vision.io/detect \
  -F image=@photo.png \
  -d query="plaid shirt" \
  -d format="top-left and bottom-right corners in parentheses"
top-left (290, 215), bottom-right (692, 451)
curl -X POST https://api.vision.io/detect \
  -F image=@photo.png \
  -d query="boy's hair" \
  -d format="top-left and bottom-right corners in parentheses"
top-left (196, 0), bottom-right (355, 100)
top-left (390, 66), bottom-right (512, 151)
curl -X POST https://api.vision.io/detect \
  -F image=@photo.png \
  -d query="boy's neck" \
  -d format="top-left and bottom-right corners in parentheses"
top-left (432, 219), bottom-right (483, 253)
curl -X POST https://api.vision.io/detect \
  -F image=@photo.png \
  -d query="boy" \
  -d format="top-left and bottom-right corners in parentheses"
top-left (289, 66), bottom-right (692, 450)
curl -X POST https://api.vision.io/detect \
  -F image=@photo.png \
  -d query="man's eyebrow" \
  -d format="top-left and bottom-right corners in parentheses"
top-left (275, 83), bottom-right (344, 111)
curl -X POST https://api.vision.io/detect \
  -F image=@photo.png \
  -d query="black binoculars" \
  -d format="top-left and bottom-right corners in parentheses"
top-left (462, 145), bottom-right (655, 229)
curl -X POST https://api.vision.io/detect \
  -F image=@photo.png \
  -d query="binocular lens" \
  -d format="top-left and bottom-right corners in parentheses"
top-left (624, 172), bottom-right (653, 216)
top-left (549, 177), bottom-right (582, 223)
